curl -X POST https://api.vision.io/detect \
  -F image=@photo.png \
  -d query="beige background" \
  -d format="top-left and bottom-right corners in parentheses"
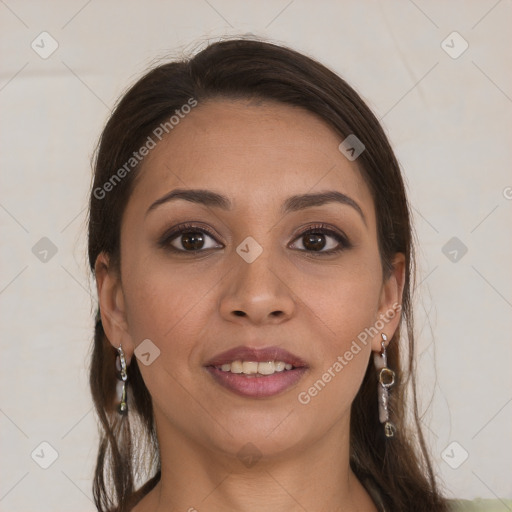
top-left (1, 0), bottom-right (511, 510)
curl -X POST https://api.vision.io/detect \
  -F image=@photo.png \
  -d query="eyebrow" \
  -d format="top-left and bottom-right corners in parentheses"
top-left (146, 188), bottom-right (366, 225)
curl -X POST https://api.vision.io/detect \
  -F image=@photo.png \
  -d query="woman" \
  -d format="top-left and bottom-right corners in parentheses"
top-left (87, 38), bottom-right (495, 511)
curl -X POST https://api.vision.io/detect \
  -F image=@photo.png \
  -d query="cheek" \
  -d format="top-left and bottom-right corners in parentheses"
top-left (295, 285), bottom-right (375, 422)
top-left (292, 257), bottom-right (381, 410)
top-left (122, 256), bottom-right (218, 345)
top-left (290, 250), bottom-right (383, 341)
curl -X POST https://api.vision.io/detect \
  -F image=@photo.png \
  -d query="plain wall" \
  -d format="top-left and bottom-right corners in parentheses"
top-left (1, 0), bottom-right (511, 510)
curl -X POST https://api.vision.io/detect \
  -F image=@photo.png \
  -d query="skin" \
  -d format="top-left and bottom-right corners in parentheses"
top-left (95, 99), bottom-right (405, 512)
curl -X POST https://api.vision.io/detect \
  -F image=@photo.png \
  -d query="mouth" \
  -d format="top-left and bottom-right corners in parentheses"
top-left (204, 345), bottom-right (308, 398)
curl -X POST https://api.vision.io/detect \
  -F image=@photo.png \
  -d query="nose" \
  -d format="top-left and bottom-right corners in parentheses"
top-left (218, 248), bottom-right (295, 325)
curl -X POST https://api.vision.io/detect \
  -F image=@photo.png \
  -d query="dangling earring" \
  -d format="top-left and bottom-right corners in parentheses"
top-left (116, 344), bottom-right (128, 415)
top-left (373, 333), bottom-right (396, 437)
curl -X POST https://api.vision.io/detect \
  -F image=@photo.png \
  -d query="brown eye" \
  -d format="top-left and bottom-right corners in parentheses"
top-left (176, 231), bottom-right (207, 251)
top-left (159, 223), bottom-right (223, 253)
top-left (302, 233), bottom-right (327, 251)
top-left (290, 224), bottom-right (351, 255)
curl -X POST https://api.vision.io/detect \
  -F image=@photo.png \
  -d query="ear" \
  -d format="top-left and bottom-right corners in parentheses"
top-left (371, 252), bottom-right (406, 353)
top-left (95, 252), bottom-right (135, 365)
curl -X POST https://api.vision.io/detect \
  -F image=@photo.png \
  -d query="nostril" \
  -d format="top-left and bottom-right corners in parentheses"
top-left (233, 311), bottom-right (246, 317)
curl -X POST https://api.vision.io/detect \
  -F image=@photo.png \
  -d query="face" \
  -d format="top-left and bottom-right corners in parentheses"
top-left (96, 99), bottom-right (404, 461)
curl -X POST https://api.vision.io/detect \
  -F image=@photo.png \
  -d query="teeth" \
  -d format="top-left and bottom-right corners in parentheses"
top-left (230, 361), bottom-right (243, 373)
top-left (275, 361), bottom-right (286, 372)
top-left (242, 361), bottom-right (259, 374)
top-left (257, 361), bottom-right (275, 375)
top-left (216, 360), bottom-right (296, 375)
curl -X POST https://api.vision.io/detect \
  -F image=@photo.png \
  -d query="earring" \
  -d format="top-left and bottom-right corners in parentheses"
top-left (116, 344), bottom-right (128, 415)
top-left (373, 333), bottom-right (396, 437)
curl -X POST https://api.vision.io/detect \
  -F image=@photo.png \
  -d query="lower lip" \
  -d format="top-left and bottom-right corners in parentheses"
top-left (205, 367), bottom-right (308, 398)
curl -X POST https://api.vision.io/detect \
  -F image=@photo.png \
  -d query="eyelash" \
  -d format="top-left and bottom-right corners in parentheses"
top-left (158, 222), bottom-right (352, 256)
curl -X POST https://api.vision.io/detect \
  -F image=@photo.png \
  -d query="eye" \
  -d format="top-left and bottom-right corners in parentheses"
top-left (289, 224), bottom-right (351, 255)
top-left (159, 223), bottom-right (223, 253)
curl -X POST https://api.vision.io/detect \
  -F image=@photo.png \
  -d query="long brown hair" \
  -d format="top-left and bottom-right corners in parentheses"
top-left (88, 38), bottom-right (448, 511)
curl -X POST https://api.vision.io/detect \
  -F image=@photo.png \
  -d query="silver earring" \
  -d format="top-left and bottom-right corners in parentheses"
top-left (373, 333), bottom-right (396, 437)
top-left (116, 344), bottom-right (128, 415)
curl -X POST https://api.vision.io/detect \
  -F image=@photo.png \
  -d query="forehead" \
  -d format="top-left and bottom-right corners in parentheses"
top-left (129, 99), bottom-right (374, 219)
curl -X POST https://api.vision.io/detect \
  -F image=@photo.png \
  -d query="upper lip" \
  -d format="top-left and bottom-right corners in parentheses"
top-left (205, 345), bottom-right (308, 367)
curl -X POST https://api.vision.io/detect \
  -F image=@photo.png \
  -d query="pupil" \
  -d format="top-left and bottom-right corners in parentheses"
top-left (182, 232), bottom-right (204, 250)
top-left (304, 233), bottom-right (325, 251)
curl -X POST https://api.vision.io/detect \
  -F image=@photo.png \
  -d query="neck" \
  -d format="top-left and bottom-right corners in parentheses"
top-left (132, 410), bottom-right (378, 512)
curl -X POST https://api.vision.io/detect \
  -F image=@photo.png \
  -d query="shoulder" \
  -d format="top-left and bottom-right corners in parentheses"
top-left (447, 498), bottom-right (512, 511)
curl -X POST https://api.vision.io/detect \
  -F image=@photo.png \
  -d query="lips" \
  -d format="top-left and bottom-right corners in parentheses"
top-left (204, 345), bottom-right (307, 368)
top-left (204, 345), bottom-right (308, 398)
